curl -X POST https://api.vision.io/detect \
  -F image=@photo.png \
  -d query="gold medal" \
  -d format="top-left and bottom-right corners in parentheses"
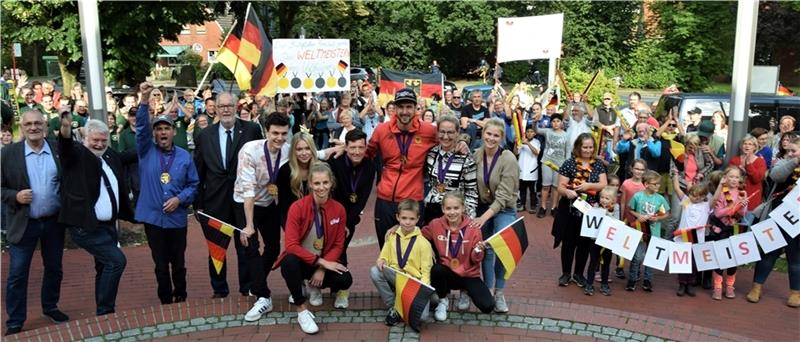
top-left (160, 172), bottom-right (170, 184)
top-left (436, 183), bottom-right (446, 193)
top-left (313, 238), bottom-right (323, 251)
top-left (400, 155), bottom-right (407, 164)
top-left (349, 193), bottom-right (358, 203)
top-left (267, 183), bottom-right (279, 196)
top-left (450, 258), bottom-right (460, 268)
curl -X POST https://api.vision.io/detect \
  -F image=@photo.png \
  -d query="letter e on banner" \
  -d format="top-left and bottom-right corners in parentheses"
top-left (729, 231), bottom-right (760, 265)
top-left (668, 242), bottom-right (692, 274)
top-left (642, 236), bottom-right (670, 271)
top-left (692, 242), bottom-right (718, 272)
top-left (713, 238), bottom-right (737, 270)
top-left (752, 218), bottom-right (788, 253)
top-left (613, 224), bottom-right (642, 260)
top-left (580, 208), bottom-right (606, 239)
top-left (770, 201), bottom-right (800, 238)
top-left (595, 217), bottom-right (620, 251)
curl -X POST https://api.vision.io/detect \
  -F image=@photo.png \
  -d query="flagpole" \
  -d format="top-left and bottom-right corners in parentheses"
top-left (385, 266), bottom-right (435, 291)
top-left (198, 19), bottom-right (239, 91)
top-left (484, 216), bottom-right (525, 243)
top-left (196, 211), bottom-right (245, 232)
top-left (229, 3), bottom-right (253, 93)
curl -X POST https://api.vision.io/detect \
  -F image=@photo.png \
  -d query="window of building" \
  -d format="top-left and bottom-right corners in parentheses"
top-left (196, 25), bottom-right (206, 35)
top-left (180, 25), bottom-right (191, 35)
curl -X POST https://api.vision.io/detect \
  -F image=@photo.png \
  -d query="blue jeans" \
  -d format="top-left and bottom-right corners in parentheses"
top-left (68, 224), bottom-right (127, 315)
top-left (754, 230), bottom-right (800, 290)
top-left (628, 241), bottom-right (653, 282)
top-left (5, 216), bottom-right (65, 328)
top-left (478, 205), bottom-right (517, 290)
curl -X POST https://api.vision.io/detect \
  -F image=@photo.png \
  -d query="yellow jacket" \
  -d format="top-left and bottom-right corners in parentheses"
top-left (379, 227), bottom-right (434, 284)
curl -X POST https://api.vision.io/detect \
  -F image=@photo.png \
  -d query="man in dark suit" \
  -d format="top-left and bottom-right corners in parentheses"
top-left (1, 110), bottom-right (67, 336)
top-left (57, 112), bottom-right (134, 317)
top-left (194, 92), bottom-right (263, 298)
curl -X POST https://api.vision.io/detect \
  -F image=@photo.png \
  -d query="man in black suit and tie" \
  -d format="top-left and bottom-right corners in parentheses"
top-left (1, 109), bottom-right (67, 336)
top-left (194, 92), bottom-right (263, 298)
top-left (57, 112), bottom-right (134, 317)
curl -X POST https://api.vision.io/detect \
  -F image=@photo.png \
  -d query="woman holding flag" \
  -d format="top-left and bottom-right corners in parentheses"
top-left (554, 133), bottom-right (608, 288)
top-left (469, 118), bottom-right (519, 313)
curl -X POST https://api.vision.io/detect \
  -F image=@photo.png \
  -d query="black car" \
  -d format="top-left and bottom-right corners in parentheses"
top-left (654, 92), bottom-right (800, 130)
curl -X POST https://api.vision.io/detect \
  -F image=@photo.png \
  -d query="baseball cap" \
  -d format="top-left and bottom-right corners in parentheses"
top-left (688, 107), bottom-right (702, 115)
top-left (394, 88), bottom-right (417, 105)
top-left (152, 115), bottom-right (175, 128)
top-left (697, 120), bottom-right (714, 138)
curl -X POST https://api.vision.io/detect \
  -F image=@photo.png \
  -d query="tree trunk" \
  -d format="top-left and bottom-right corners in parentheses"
top-left (58, 57), bottom-right (80, 96)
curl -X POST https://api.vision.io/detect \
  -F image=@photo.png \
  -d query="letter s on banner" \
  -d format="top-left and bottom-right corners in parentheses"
top-left (729, 231), bottom-right (761, 265)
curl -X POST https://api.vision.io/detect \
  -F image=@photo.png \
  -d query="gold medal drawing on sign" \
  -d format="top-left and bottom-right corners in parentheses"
top-left (349, 193), bottom-right (358, 203)
top-left (313, 238), bottom-right (323, 251)
top-left (267, 183), bottom-right (279, 196)
top-left (160, 172), bottom-right (170, 184)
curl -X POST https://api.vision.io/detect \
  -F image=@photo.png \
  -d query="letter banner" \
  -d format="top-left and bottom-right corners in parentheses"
top-left (770, 201), bottom-right (800, 238)
top-left (643, 237), bottom-right (670, 271)
top-left (497, 14), bottom-right (563, 63)
top-left (729, 231), bottom-right (761, 266)
top-left (580, 208), bottom-right (606, 239)
top-left (272, 39), bottom-right (350, 94)
top-left (692, 242), bottom-right (718, 272)
top-left (668, 242), bottom-right (693, 274)
top-left (751, 218), bottom-right (788, 253)
top-left (612, 224), bottom-right (642, 261)
top-left (595, 216), bottom-right (625, 253)
top-left (713, 238), bottom-right (738, 270)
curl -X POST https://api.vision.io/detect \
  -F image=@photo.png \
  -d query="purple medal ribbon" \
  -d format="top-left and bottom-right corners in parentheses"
top-left (437, 152), bottom-right (455, 185)
top-left (394, 132), bottom-right (413, 160)
top-left (313, 203), bottom-right (323, 239)
top-left (482, 148), bottom-right (502, 187)
top-left (345, 156), bottom-right (363, 194)
top-left (396, 234), bottom-right (417, 269)
top-left (447, 228), bottom-right (465, 258)
top-left (160, 148), bottom-right (176, 175)
top-left (263, 143), bottom-right (281, 183)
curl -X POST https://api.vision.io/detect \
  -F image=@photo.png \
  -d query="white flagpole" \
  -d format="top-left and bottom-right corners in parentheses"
top-left (197, 211), bottom-right (244, 232)
top-left (385, 266), bottom-right (435, 290)
top-left (197, 16), bottom-right (240, 90)
top-left (485, 216), bottom-right (525, 243)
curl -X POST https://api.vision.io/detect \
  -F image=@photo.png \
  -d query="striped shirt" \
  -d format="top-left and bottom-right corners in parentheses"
top-left (424, 145), bottom-right (478, 217)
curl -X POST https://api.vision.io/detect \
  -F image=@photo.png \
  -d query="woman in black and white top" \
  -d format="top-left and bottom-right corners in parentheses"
top-left (423, 114), bottom-right (478, 224)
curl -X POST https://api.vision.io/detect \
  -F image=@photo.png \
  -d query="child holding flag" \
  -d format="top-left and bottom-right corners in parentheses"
top-left (371, 200), bottom-right (434, 327)
top-left (626, 170), bottom-right (670, 292)
top-left (709, 166), bottom-right (749, 300)
top-left (670, 173), bottom-right (715, 297)
top-left (585, 186), bottom-right (619, 296)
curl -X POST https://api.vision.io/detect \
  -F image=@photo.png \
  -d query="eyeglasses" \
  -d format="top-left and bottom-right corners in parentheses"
top-left (603, 98), bottom-right (612, 101)
top-left (218, 104), bottom-right (235, 109)
top-left (647, 182), bottom-right (660, 186)
top-left (453, 96), bottom-right (461, 99)
top-left (438, 130), bottom-right (457, 136)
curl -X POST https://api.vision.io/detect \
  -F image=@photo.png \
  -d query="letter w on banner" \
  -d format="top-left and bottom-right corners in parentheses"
top-left (580, 208), bottom-right (606, 239)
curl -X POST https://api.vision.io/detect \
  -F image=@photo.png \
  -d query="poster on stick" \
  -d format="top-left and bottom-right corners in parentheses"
top-left (272, 39), bottom-right (350, 93)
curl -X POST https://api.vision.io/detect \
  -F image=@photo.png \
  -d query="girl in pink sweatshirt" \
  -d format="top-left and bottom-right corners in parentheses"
top-left (709, 166), bottom-right (748, 300)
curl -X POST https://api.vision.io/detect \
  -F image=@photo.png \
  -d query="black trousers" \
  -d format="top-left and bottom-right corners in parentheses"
top-left (144, 225), bottom-right (187, 304)
top-left (430, 264), bottom-right (494, 313)
top-left (243, 204), bottom-right (281, 299)
top-left (340, 224), bottom-right (356, 266)
top-left (586, 245), bottom-right (612, 286)
top-left (560, 210), bottom-right (592, 276)
top-left (518, 179), bottom-right (538, 208)
top-left (280, 254), bottom-right (352, 306)
top-left (208, 203), bottom-right (251, 296)
top-left (374, 199), bottom-right (424, 249)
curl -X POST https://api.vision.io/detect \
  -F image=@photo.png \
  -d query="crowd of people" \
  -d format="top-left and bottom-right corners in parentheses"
top-left (2, 75), bottom-right (799, 336)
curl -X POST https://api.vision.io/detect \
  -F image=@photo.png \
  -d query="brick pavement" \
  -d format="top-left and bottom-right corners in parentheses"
top-left (1, 193), bottom-right (798, 341)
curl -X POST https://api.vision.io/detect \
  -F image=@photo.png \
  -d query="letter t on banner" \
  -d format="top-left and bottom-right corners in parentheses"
top-left (751, 218), bottom-right (788, 253)
top-left (692, 242), bottom-right (719, 272)
top-left (729, 231), bottom-right (760, 265)
top-left (668, 242), bottom-right (693, 274)
top-left (642, 237), bottom-right (670, 271)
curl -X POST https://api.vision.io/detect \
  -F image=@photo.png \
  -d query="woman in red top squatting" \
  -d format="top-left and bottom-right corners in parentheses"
top-left (423, 192), bottom-right (494, 322)
top-left (276, 162), bottom-right (351, 334)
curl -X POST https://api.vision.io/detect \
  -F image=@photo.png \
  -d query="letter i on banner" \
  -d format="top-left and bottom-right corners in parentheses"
top-left (770, 200), bottom-right (800, 238)
top-left (713, 238), bottom-right (737, 270)
top-left (729, 231), bottom-right (760, 266)
top-left (642, 236), bottom-right (670, 271)
top-left (668, 242), bottom-right (692, 274)
top-left (580, 208), bottom-right (606, 239)
top-left (692, 242), bottom-right (719, 272)
top-left (751, 218), bottom-right (788, 253)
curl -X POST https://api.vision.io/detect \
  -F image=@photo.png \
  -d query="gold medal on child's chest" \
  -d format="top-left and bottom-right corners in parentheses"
top-left (313, 238), bottom-right (323, 251)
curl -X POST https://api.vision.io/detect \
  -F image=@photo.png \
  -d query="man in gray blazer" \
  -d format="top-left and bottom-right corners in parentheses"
top-left (1, 109), bottom-right (68, 336)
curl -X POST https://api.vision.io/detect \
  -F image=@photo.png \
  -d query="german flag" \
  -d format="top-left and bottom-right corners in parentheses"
top-left (216, 4), bottom-right (277, 96)
top-left (196, 212), bottom-right (238, 275)
top-left (777, 82), bottom-right (795, 96)
top-left (485, 218), bottom-right (528, 280)
top-left (378, 69), bottom-right (443, 107)
top-left (511, 109), bottom-right (526, 147)
top-left (669, 139), bottom-right (685, 163)
top-left (392, 267), bottom-right (434, 332)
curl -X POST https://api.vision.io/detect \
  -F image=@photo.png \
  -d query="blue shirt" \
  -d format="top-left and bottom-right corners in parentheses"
top-left (135, 104), bottom-right (199, 228)
top-left (361, 113), bottom-right (382, 141)
top-left (25, 141), bottom-right (60, 218)
top-left (616, 138), bottom-right (661, 159)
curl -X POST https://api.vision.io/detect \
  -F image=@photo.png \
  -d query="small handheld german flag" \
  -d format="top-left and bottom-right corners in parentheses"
top-left (390, 267), bottom-right (434, 332)
top-left (485, 217), bottom-right (528, 280)
top-left (196, 212), bottom-right (241, 275)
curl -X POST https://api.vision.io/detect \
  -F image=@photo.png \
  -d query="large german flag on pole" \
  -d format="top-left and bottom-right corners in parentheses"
top-left (378, 69), bottom-right (443, 107)
top-left (196, 211), bottom-right (241, 275)
top-left (216, 3), bottom-right (277, 96)
top-left (485, 217), bottom-right (528, 280)
top-left (390, 267), bottom-right (434, 332)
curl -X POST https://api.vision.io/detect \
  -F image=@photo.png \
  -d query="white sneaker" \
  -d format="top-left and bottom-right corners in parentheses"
top-left (288, 295), bottom-right (295, 304)
top-left (244, 297), bottom-right (273, 321)
top-left (307, 286), bottom-right (323, 306)
top-left (457, 291), bottom-right (470, 310)
top-left (334, 290), bottom-right (349, 309)
top-left (434, 298), bottom-right (448, 321)
top-left (297, 309), bottom-right (319, 334)
top-left (494, 291), bottom-right (509, 313)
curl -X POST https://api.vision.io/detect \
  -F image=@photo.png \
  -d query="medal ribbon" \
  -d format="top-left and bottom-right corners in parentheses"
top-left (437, 152), bottom-right (456, 184)
top-left (345, 156), bottom-right (363, 194)
top-left (483, 148), bottom-right (502, 187)
top-left (314, 203), bottom-right (324, 239)
top-left (160, 148), bottom-right (176, 175)
top-left (446, 228), bottom-right (465, 258)
top-left (394, 132), bottom-right (413, 161)
top-left (396, 234), bottom-right (417, 269)
top-left (263, 143), bottom-right (281, 183)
